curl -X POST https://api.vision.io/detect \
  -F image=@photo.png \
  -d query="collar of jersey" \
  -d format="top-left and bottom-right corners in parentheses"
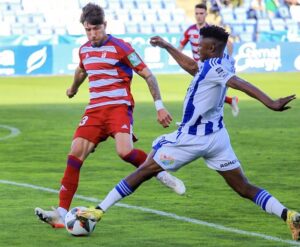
top-left (91, 34), bottom-right (112, 48)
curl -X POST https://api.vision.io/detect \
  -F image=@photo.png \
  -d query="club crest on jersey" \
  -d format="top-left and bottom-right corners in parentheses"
top-left (85, 53), bottom-right (89, 59)
top-left (159, 154), bottom-right (175, 166)
top-left (101, 52), bottom-right (107, 58)
top-left (128, 52), bottom-right (142, 67)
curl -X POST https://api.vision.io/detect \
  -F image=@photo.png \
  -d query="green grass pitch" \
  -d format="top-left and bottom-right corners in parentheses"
top-left (0, 73), bottom-right (299, 247)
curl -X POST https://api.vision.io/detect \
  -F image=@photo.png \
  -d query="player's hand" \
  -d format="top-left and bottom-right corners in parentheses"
top-left (269, 94), bottom-right (296, 111)
top-left (150, 36), bottom-right (169, 49)
top-left (66, 88), bottom-right (78, 98)
top-left (157, 109), bottom-right (173, 128)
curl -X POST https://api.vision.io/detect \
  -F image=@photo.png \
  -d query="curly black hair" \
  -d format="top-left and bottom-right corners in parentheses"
top-left (199, 25), bottom-right (229, 45)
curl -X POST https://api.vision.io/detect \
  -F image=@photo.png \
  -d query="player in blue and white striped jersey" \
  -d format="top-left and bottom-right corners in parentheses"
top-left (177, 53), bottom-right (235, 137)
top-left (77, 25), bottom-right (299, 241)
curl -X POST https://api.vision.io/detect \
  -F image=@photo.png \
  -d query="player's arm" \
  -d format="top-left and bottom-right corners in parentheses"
top-left (136, 67), bottom-right (173, 128)
top-left (66, 66), bottom-right (87, 98)
top-left (178, 29), bottom-right (189, 51)
top-left (150, 36), bottom-right (198, 76)
top-left (178, 44), bottom-right (185, 51)
top-left (227, 76), bottom-right (296, 111)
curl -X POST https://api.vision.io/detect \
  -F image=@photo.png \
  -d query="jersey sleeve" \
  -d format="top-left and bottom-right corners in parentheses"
top-left (204, 59), bottom-right (235, 86)
top-left (78, 47), bottom-right (84, 69)
top-left (179, 28), bottom-right (189, 47)
top-left (120, 42), bottom-right (147, 73)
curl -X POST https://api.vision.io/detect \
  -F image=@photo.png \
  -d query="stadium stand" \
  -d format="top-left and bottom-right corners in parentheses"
top-left (0, 0), bottom-right (189, 37)
top-left (219, 0), bottom-right (300, 41)
top-left (0, 0), bottom-right (299, 42)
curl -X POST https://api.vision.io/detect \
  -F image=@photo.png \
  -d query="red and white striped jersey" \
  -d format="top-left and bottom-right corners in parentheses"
top-left (79, 34), bottom-right (147, 111)
top-left (179, 23), bottom-right (209, 62)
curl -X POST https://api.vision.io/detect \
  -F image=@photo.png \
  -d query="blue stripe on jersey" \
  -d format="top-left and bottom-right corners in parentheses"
top-left (115, 61), bottom-right (133, 78)
top-left (111, 35), bottom-right (132, 52)
top-left (205, 121), bottom-right (213, 135)
top-left (188, 115), bottom-right (202, 135)
top-left (218, 116), bottom-right (223, 129)
top-left (181, 61), bottom-right (212, 127)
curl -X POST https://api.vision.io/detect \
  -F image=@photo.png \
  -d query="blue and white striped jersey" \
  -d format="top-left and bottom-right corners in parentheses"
top-left (178, 54), bottom-right (235, 136)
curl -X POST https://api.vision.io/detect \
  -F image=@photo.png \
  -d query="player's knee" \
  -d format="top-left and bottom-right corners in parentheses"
top-left (69, 147), bottom-right (85, 160)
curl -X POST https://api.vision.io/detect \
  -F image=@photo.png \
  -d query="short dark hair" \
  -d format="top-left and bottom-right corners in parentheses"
top-left (200, 25), bottom-right (229, 45)
top-left (80, 3), bottom-right (105, 25)
top-left (195, 3), bottom-right (207, 10)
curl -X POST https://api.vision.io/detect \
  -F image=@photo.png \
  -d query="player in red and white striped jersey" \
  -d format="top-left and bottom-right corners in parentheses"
top-left (35, 3), bottom-right (185, 229)
top-left (178, 3), bottom-right (239, 116)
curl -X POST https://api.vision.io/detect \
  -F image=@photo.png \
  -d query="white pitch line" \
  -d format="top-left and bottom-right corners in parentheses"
top-left (0, 125), bottom-right (20, 141)
top-left (0, 179), bottom-right (299, 246)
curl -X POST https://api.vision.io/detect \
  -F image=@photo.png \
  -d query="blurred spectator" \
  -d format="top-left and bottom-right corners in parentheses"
top-left (247, 7), bottom-right (258, 19)
top-left (209, 0), bottom-right (242, 14)
top-left (248, 0), bottom-right (267, 18)
top-left (264, 0), bottom-right (280, 17)
top-left (284, 0), bottom-right (300, 5)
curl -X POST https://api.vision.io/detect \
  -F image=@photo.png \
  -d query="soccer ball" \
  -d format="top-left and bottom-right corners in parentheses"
top-left (65, 206), bottom-right (96, 236)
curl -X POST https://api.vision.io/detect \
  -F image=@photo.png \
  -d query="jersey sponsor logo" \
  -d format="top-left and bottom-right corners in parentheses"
top-left (159, 154), bottom-right (175, 166)
top-left (127, 52), bottom-right (142, 67)
top-left (220, 159), bottom-right (238, 168)
top-left (216, 67), bottom-right (223, 73)
top-left (216, 66), bottom-right (229, 79)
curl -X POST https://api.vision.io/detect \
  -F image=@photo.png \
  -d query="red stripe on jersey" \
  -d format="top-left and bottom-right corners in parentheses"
top-left (180, 23), bottom-right (209, 61)
top-left (79, 34), bottom-right (147, 111)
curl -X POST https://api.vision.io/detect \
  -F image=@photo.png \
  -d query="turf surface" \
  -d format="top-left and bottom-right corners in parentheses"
top-left (0, 73), bottom-right (299, 246)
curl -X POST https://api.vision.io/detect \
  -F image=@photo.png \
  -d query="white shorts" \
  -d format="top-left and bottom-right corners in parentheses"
top-left (152, 128), bottom-right (240, 172)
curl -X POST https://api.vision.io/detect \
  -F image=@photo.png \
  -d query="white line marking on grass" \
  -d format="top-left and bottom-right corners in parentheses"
top-left (0, 179), bottom-right (299, 246)
top-left (0, 125), bottom-right (20, 140)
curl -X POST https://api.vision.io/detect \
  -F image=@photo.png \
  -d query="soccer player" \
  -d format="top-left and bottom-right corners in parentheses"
top-left (77, 25), bottom-right (300, 241)
top-left (179, 3), bottom-right (239, 117)
top-left (34, 3), bottom-right (185, 228)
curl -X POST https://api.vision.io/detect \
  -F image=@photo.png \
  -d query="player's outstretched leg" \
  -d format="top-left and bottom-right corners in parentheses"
top-left (34, 207), bottom-right (65, 228)
top-left (287, 210), bottom-right (300, 241)
top-left (156, 171), bottom-right (186, 195)
top-left (219, 167), bottom-right (300, 241)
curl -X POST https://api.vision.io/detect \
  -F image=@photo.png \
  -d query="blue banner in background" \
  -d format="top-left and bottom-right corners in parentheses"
top-left (52, 44), bottom-right (79, 75)
top-left (233, 42), bottom-right (300, 73)
top-left (0, 33), bottom-right (300, 76)
top-left (0, 45), bottom-right (52, 76)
